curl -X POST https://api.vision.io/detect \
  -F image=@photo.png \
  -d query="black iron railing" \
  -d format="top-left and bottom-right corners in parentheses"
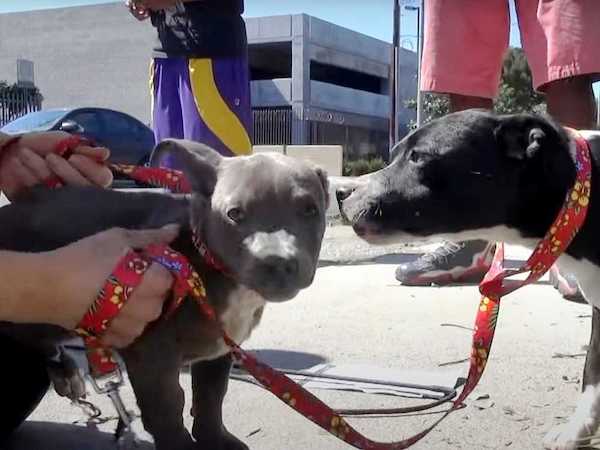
top-left (0, 87), bottom-right (42, 127)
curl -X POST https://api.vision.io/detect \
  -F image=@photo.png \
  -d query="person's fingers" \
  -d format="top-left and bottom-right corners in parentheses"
top-left (121, 224), bottom-right (181, 249)
top-left (127, 0), bottom-right (150, 20)
top-left (129, 265), bottom-right (172, 316)
top-left (68, 154), bottom-right (113, 187)
top-left (46, 153), bottom-right (91, 186)
top-left (72, 145), bottom-right (111, 162)
top-left (128, 265), bottom-right (173, 318)
top-left (101, 330), bottom-right (134, 349)
top-left (11, 158), bottom-right (39, 187)
top-left (17, 131), bottom-right (71, 156)
top-left (118, 293), bottom-right (164, 326)
top-left (100, 265), bottom-right (172, 348)
top-left (106, 313), bottom-right (146, 340)
top-left (135, 9), bottom-right (150, 20)
top-left (18, 147), bottom-right (53, 181)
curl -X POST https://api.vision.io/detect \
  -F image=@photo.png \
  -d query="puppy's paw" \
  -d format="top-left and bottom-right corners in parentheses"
top-left (154, 434), bottom-right (195, 450)
top-left (220, 430), bottom-right (250, 450)
top-left (193, 429), bottom-right (249, 450)
top-left (543, 421), bottom-right (593, 450)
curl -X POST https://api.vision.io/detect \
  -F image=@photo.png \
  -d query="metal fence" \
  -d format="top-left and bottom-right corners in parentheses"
top-left (0, 88), bottom-right (42, 126)
top-left (252, 106), bottom-right (294, 145)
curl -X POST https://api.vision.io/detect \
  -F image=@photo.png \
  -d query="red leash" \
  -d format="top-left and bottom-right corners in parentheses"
top-left (54, 133), bottom-right (591, 448)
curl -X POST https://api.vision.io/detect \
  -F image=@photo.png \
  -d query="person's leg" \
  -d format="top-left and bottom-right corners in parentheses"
top-left (396, 0), bottom-right (508, 286)
top-left (448, 94), bottom-right (494, 113)
top-left (0, 336), bottom-right (49, 442)
top-left (150, 57), bottom-right (185, 144)
top-left (545, 76), bottom-right (597, 130)
top-left (178, 56), bottom-right (252, 157)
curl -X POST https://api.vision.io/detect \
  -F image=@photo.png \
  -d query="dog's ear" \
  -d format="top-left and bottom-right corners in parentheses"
top-left (314, 167), bottom-right (330, 209)
top-left (150, 139), bottom-right (222, 197)
top-left (494, 116), bottom-right (547, 161)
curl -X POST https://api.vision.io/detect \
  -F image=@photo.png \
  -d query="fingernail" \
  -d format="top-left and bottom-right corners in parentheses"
top-left (95, 148), bottom-right (110, 162)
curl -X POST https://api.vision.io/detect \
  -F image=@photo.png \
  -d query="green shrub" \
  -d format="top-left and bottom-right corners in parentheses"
top-left (343, 157), bottom-right (386, 177)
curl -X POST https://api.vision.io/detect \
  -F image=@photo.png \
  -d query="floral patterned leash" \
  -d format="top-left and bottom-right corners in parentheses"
top-left (63, 132), bottom-right (591, 448)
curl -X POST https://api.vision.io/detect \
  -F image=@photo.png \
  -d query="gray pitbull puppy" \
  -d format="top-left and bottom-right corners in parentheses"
top-left (0, 140), bottom-right (329, 450)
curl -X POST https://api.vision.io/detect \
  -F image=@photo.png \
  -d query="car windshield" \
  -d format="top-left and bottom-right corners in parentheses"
top-left (0, 110), bottom-right (66, 134)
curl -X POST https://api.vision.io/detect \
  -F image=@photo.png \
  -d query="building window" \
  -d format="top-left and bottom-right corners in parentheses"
top-left (249, 42), bottom-right (292, 81)
top-left (310, 61), bottom-right (386, 95)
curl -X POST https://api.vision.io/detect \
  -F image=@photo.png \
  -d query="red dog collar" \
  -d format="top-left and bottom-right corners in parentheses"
top-left (69, 131), bottom-right (591, 448)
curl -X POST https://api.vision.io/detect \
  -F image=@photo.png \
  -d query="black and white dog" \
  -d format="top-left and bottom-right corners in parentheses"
top-left (337, 110), bottom-right (600, 450)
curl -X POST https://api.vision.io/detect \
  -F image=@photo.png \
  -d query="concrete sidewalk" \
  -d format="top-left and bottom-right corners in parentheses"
top-left (6, 228), bottom-right (596, 449)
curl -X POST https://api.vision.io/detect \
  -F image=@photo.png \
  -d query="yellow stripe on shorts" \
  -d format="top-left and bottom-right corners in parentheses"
top-left (188, 58), bottom-right (252, 156)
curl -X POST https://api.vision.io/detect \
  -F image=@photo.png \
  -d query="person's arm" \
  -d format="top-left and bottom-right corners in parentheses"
top-left (0, 251), bottom-right (55, 324)
top-left (0, 226), bottom-right (179, 348)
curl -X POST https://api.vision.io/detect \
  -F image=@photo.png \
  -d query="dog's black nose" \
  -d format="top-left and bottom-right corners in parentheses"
top-left (261, 255), bottom-right (299, 280)
top-left (336, 186), bottom-right (355, 204)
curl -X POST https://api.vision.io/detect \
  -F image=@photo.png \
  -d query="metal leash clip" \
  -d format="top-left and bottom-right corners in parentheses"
top-left (88, 357), bottom-right (139, 448)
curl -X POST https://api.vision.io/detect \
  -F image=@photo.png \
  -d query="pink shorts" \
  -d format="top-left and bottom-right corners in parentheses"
top-left (422, 0), bottom-right (600, 97)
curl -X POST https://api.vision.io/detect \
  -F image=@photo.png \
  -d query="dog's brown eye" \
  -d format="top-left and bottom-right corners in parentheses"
top-left (227, 207), bottom-right (245, 223)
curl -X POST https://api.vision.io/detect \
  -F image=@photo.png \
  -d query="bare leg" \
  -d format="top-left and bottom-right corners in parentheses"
top-left (449, 94), bottom-right (494, 112)
top-left (545, 75), bottom-right (597, 130)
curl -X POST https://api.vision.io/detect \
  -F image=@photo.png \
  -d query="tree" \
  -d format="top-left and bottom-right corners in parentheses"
top-left (405, 47), bottom-right (546, 128)
top-left (405, 93), bottom-right (449, 128)
top-left (494, 47), bottom-right (546, 114)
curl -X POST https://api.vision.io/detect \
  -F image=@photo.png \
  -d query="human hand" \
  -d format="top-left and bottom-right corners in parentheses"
top-left (126, 0), bottom-right (150, 20)
top-left (0, 131), bottom-right (113, 200)
top-left (43, 225), bottom-right (180, 348)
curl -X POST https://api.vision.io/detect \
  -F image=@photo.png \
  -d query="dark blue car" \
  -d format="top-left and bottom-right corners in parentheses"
top-left (1, 107), bottom-right (155, 167)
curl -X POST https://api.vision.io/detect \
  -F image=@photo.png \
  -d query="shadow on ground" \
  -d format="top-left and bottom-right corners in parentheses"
top-left (180, 350), bottom-right (328, 373)
top-left (5, 421), bottom-right (153, 450)
top-left (244, 349), bottom-right (328, 370)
